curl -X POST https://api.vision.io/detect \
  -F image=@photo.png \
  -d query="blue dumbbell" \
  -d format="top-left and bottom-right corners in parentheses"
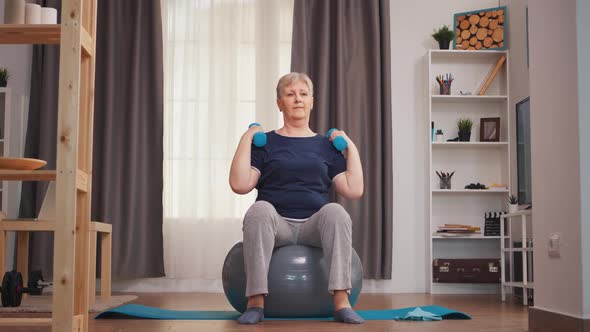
top-left (327, 128), bottom-right (348, 151)
top-left (249, 123), bottom-right (267, 147)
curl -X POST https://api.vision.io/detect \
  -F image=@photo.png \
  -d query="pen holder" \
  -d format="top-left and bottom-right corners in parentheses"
top-left (439, 81), bottom-right (451, 95)
top-left (440, 177), bottom-right (451, 189)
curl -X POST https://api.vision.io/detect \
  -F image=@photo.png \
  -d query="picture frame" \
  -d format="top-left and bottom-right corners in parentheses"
top-left (480, 117), bottom-right (500, 142)
top-left (453, 6), bottom-right (507, 51)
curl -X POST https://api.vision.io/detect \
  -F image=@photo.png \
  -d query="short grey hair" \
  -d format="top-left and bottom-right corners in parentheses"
top-left (276, 72), bottom-right (314, 98)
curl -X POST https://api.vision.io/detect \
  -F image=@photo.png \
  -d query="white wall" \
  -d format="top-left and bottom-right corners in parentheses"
top-left (504, 0), bottom-right (529, 195)
top-left (529, 0), bottom-right (584, 318)
top-left (577, 0), bottom-right (590, 319)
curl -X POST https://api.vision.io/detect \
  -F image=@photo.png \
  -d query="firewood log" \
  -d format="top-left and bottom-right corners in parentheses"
top-left (476, 28), bottom-right (488, 40)
top-left (480, 16), bottom-right (490, 28)
top-left (469, 24), bottom-right (478, 34)
top-left (461, 30), bottom-right (471, 40)
top-left (492, 27), bottom-right (504, 42)
top-left (461, 40), bottom-right (469, 49)
top-left (475, 41), bottom-right (483, 49)
top-left (469, 15), bottom-right (480, 25)
top-left (460, 19), bottom-right (470, 30)
top-left (489, 19), bottom-right (498, 30)
top-left (483, 37), bottom-right (493, 47)
top-left (469, 36), bottom-right (477, 46)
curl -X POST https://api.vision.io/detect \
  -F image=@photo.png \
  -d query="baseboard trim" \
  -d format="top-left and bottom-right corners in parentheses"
top-left (529, 307), bottom-right (590, 332)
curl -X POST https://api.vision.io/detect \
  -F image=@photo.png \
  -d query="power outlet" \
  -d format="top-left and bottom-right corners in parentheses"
top-left (548, 233), bottom-right (561, 258)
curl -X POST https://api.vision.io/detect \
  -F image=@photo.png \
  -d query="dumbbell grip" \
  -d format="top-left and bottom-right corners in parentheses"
top-left (327, 128), bottom-right (348, 151)
top-left (249, 122), bottom-right (267, 147)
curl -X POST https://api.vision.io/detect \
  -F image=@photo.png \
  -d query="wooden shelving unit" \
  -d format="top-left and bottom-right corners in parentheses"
top-left (0, 1), bottom-right (102, 331)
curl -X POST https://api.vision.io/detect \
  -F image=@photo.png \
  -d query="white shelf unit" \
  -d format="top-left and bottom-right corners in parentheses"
top-left (0, 87), bottom-right (11, 216)
top-left (427, 49), bottom-right (510, 294)
top-left (500, 210), bottom-right (534, 305)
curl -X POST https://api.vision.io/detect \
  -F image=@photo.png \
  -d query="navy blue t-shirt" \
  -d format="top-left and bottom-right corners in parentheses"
top-left (251, 131), bottom-right (347, 219)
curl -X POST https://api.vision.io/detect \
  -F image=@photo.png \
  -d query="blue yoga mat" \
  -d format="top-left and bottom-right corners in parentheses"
top-left (95, 304), bottom-right (470, 321)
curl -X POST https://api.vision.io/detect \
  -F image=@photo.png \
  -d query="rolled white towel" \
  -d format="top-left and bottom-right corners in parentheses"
top-left (25, 3), bottom-right (42, 24)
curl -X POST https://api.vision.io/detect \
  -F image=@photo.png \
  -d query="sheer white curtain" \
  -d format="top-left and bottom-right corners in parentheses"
top-left (162, 0), bottom-right (293, 280)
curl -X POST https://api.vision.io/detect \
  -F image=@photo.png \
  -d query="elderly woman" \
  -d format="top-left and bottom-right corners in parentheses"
top-left (229, 72), bottom-right (364, 324)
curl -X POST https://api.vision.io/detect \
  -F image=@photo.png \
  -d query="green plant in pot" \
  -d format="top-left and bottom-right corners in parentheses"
top-left (457, 118), bottom-right (473, 142)
top-left (0, 68), bottom-right (9, 88)
top-left (432, 25), bottom-right (455, 50)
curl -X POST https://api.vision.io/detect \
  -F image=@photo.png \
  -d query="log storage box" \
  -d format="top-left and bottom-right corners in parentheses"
top-left (453, 6), bottom-right (507, 50)
top-left (433, 258), bottom-right (501, 283)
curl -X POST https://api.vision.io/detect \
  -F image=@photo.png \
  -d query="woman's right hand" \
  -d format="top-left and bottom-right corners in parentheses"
top-left (245, 125), bottom-right (264, 141)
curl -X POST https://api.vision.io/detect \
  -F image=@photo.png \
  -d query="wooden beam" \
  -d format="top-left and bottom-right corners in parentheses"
top-left (0, 318), bottom-right (52, 326)
top-left (0, 220), bottom-right (56, 231)
top-left (90, 221), bottom-right (112, 233)
top-left (0, 25), bottom-right (93, 56)
top-left (0, 24), bottom-right (60, 44)
top-left (53, 0), bottom-right (84, 330)
top-left (0, 170), bottom-right (56, 181)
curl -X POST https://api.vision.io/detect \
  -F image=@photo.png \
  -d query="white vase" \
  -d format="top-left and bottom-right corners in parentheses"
top-left (509, 204), bottom-right (518, 214)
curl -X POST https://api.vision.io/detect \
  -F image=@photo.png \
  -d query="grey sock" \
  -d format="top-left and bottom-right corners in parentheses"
top-left (334, 307), bottom-right (365, 324)
top-left (237, 307), bottom-right (264, 324)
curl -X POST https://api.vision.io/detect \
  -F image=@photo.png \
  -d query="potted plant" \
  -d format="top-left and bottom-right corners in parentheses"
top-left (456, 118), bottom-right (473, 141)
top-left (507, 194), bottom-right (518, 213)
top-left (432, 25), bottom-right (455, 50)
top-left (0, 68), bottom-right (9, 88)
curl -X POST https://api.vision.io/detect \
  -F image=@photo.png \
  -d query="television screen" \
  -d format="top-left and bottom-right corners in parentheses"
top-left (516, 97), bottom-right (532, 205)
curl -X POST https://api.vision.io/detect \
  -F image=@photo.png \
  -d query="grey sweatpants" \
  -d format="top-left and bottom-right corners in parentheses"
top-left (242, 200), bottom-right (352, 297)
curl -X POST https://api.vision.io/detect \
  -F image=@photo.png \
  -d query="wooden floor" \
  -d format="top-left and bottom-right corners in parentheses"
top-left (1, 292), bottom-right (529, 331)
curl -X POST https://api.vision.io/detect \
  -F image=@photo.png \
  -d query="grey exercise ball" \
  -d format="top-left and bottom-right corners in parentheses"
top-left (222, 242), bottom-right (363, 318)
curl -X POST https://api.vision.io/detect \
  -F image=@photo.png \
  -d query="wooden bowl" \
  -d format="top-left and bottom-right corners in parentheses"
top-left (0, 157), bottom-right (47, 170)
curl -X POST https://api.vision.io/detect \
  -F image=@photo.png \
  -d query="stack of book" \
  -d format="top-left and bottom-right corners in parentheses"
top-left (435, 224), bottom-right (481, 236)
top-left (484, 212), bottom-right (503, 236)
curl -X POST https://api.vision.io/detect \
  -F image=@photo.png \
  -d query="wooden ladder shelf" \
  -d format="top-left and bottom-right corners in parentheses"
top-left (0, 0), bottom-right (103, 331)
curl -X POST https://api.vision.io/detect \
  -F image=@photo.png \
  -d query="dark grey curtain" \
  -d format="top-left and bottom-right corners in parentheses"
top-left (19, 0), bottom-right (165, 279)
top-left (291, 0), bottom-right (393, 279)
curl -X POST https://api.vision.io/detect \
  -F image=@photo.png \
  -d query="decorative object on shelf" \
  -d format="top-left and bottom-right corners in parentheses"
top-left (484, 211), bottom-right (502, 236)
top-left (480, 117), bottom-right (500, 142)
top-left (0, 157), bottom-right (47, 170)
top-left (436, 170), bottom-right (454, 189)
top-left (3, 0), bottom-right (26, 24)
top-left (456, 117), bottom-right (473, 141)
top-left (453, 6), bottom-right (506, 50)
top-left (507, 194), bottom-right (518, 213)
top-left (436, 223), bottom-right (480, 235)
top-left (431, 24), bottom-right (455, 50)
top-left (479, 54), bottom-right (506, 95)
top-left (0, 68), bottom-right (9, 88)
top-left (459, 91), bottom-right (472, 95)
top-left (431, 121), bottom-right (434, 142)
top-left (446, 137), bottom-right (459, 142)
top-left (25, 3), bottom-right (42, 24)
top-left (465, 182), bottom-right (487, 190)
top-left (434, 129), bottom-right (445, 142)
top-left (490, 183), bottom-right (508, 189)
top-left (436, 73), bottom-right (453, 95)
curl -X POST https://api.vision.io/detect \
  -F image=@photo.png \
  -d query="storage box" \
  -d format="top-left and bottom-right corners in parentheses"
top-left (433, 258), bottom-right (501, 283)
